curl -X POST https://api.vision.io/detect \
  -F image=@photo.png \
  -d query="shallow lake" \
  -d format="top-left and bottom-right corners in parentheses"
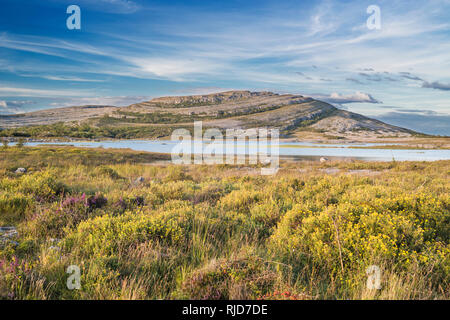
top-left (22, 140), bottom-right (450, 162)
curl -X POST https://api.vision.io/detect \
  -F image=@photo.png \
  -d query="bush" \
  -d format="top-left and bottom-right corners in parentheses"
top-left (64, 210), bottom-right (186, 258)
top-left (92, 166), bottom-right (122, 180)
top-left (0, 192), bottom-right (33, 224)
top-left (1, 170), bottom-right (65, 201)
top-left (177, 256), bottom-right (276, 299)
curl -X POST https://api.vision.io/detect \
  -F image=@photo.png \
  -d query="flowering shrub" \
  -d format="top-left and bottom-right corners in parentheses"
top-left (64, 210), bottom-right (186, 257)
top-left (13, 171), bottom-right (64, 201)
top-left (86, 194), bottom-right (108, 210)
top-left (268, 179), bottom-right (450, 295)
top-left (0, 192), bottom-right (32, 224)
top-left (92, 166), bottom-right (121, 180)
top-left (26, 193), bottom-right (107, 238)
top-left (219, 189), bottom-right (264, 213)
top-left (177, 256), bottom-right (276, 299)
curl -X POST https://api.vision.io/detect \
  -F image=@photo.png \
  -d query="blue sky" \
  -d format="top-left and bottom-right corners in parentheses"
top-left (0, 0), bottom-right (449, 134)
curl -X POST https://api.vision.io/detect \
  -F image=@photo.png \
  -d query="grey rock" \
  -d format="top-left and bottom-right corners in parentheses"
top-left (15, 167), bottom-right (26, 174)
top-left (0, 227), bottom-right (18, 247)
top-left (0, 227), bottom-right (18, 237)
top-left (134, 176), bottom-right (145, 184)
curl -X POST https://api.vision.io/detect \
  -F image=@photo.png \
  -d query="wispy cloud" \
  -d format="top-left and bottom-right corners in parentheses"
top-left (0, 33), bottom-right (109, 59)
top-left (399, 72), bottom-right (423, 81)
top-left (346, 78), bottom-right (364, 84)
top-left (0, 87), bottom-right (91, 97)
top-left (422, 81), bottom-right (450, 91)
top-left (358, 72), bottom-right (397, 82)
top-left (29, 75), bottom-right (105, 82)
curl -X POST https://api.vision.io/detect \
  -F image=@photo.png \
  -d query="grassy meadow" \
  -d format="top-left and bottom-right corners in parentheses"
top-left (0, 146), bottom-right (449, 300)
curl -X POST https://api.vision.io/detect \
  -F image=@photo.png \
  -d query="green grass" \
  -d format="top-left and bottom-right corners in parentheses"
top-left (0, 146), bottom-right (448, 300)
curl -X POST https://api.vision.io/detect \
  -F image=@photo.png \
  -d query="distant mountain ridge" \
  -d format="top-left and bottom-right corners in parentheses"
top-left (0, 90), bottom-right (418, 139)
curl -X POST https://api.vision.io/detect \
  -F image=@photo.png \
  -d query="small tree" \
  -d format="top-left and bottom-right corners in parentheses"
top-left (16, 138), bottom-right (25, 148)
top-left (1, 138), bottom-right (8, 149)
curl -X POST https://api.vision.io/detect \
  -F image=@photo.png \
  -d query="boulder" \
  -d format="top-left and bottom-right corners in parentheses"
top-left (0, 227), bottom-right (18, 247)
top-left (0, 227), bottom-right (18, 237)
top-left (15, 167), bottom-right (27, 174)
top-left (134, 176), bottom-right (145, 184)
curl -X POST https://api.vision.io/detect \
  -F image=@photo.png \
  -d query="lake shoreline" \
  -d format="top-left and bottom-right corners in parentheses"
top-left (4, 136), bottom-right (450, 149)
top-left (7, 140), bottom-right (450, 162)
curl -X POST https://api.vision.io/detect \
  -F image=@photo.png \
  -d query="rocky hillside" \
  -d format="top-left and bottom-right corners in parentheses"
top-left (0, 90), bottom-right (416, 139)
top-left (0, 105), bottom-right (118, 128)
top-left (149, 90), bottom-right (272, 105)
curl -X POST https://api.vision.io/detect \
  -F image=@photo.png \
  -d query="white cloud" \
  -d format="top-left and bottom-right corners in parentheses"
top-left (309, 91), bottom-right (381, 104)
top-left (0, 100), bottom-right (35, 114)
top-left (40, 75), bottom-right (105, 82)
top-left (128, 57), bottom-right (220, 80)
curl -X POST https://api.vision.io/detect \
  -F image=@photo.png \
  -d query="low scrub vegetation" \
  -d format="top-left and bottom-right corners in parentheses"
top-left (0, 122), bottom-right (176, 139)
top-left (0, 146), bottom-right (448, 299)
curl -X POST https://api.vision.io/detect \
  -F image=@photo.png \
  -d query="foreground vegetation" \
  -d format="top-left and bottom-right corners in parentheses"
top-left (0, 146), bottom-right (448, 299)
